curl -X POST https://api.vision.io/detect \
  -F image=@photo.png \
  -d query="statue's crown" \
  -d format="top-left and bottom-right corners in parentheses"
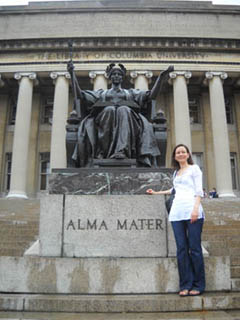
top-left (106, 63), bottom-right (127, 77)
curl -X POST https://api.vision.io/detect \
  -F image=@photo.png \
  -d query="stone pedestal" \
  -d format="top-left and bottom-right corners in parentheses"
top-left (3, 168), bottom-right (229, 297)
top-left (0, 256), bottom-right (230, 294)
top-left (39, 194), bottom-right (167, 258)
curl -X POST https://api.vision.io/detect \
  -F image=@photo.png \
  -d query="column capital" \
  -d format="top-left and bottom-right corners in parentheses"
top-left (130, 71), bottom-right (153, 84)
top-left (89, 70), bottom-right (107, 79)
top-left (130, 70), bottom-right (153, 80)
top-left (169, 71), bottom-right (192, 80)
top-left (205, 71), bottom-right (228, 81)
top-left (169, 71), bottom-right (192, 85)
top-left (14, 72), bottom-right (37, 81)
top-left (50, 71), bottom-right (71, 80)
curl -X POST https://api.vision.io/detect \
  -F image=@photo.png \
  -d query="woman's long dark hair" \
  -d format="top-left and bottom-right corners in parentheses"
top-left (171, 144), bottom-right (194, 170)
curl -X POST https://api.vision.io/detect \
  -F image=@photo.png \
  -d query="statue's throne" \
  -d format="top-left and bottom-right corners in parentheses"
top-left (66, 99), bottom-right (167, 168)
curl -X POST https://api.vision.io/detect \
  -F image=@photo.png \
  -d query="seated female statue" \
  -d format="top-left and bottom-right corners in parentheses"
top-left (67, 62), bottom-right (173, 167)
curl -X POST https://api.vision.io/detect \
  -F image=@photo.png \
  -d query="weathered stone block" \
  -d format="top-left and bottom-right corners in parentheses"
top-left (49, 169), bottom-right (173, 195)
top-left (39, 194), bottom-right (63, 257)
top-left (0, 294), bottom-right (24, 311)
top-left (0, 256), bottom-right (231, 294)
top-left (63, 195), bottom-right (167, 257)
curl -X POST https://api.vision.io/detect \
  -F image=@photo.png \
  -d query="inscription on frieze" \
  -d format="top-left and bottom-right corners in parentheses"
top-left (63, 195), bottom-right (167, 258)
top-left (37, 50), bottom-right (208, 61)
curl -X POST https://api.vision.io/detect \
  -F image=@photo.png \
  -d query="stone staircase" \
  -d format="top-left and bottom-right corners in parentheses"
top-left (202, 198), bottom-right (240, 292)
top-left (0, 197), bottom-right (240, 320)
top-left (0, 198), bottom-right (39, 257)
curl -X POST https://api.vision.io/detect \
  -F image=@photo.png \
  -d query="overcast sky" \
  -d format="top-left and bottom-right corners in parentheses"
top-left (0, 0), bottom-right (240, 6)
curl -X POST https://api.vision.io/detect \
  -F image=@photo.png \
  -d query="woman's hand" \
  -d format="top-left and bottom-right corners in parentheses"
top-left (146, 189), bottom-right (154, 195)
top-left (190, 209), bottom-right (199, 223)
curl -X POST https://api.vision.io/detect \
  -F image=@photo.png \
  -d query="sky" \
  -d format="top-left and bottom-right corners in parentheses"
top-left (0, 0), bottom-right (240, 6)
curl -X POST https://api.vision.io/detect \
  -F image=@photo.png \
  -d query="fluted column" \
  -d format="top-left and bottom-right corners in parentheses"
top-left (89, 71), bottom-right (108, 90)
top-left (50, 72), bottom-right (70, 170)
top-left (205, 71), bottom-right (235, 197)
top-left (169, 71), bottom-right (192, 150)
top-left (0, 83), bottom-right (8, 193)
top-left (130, 71), bottom-right (153, 90)
top-left (234, 91), bottom-right (240, 153)
top-left (7, 73), bottom-right (37, 199)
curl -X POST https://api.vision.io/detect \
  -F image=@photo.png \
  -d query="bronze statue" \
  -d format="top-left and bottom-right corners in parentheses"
top-left (67, 61), bottom-right (173, 167)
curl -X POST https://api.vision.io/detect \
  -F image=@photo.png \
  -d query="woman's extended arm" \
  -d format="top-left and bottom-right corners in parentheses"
top-left (146, 188), bottom-right (172, 195)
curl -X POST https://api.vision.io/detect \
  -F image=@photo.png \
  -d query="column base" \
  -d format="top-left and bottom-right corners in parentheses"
top-left (6, 191), bottom-right (28, 199)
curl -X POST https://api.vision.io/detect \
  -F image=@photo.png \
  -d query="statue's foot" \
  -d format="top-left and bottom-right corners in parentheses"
top-left (110, 151), bottom-right (126, 159)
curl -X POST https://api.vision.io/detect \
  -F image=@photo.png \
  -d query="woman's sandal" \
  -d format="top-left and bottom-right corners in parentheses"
top-left (179, 289), bottom-right (189, 297)
top-left (189, 290), bottom-right (202, 296)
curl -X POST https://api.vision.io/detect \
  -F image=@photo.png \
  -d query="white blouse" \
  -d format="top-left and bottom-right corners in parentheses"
top-left (168, 164), bottom-right (204, 222)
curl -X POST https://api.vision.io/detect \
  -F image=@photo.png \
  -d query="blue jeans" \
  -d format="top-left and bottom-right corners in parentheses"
top-left (171, 219), bottom-right (205, 293)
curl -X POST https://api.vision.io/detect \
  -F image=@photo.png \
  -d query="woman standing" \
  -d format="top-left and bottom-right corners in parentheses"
top-left (147, 143), bottom-right (205, 297)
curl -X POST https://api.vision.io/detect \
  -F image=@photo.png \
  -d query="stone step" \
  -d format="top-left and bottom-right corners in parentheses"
top-left (231, 266), bottom-right (240, 278)
top-left (0, 310), bottom-right (237, 320)
top-left (0, 241), bottom-right (35, 249)
top-left (202, 231), bottom-right (240, 240)
top-left (0, 293), bottom-right (240, 313)
top-left (0, 221), bottom-right (38, 227)
top-left (0, 227), bottom-right (38, 236)
top-left (0, 235), bottom-right (38, 242)
top-left (0, 248), bottom-right (24, 256)
top-left (231, 278), bottom-right (240, 291)
top-left (231, 256), bottom-right (240, 266)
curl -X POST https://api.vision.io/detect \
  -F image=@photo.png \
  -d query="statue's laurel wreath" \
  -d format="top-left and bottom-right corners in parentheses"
top-left (106, 63), bottom-right (127, 77)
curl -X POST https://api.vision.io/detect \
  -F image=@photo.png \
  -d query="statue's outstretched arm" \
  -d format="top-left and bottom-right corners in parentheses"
top-left (149, 65), bottom-right (174, 100)
top-left (67, 60), bottom-right (84, 100)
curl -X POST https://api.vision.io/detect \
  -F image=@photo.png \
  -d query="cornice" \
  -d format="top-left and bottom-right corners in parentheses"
top-left (0, 1), bottom-right (240, 15)
top-left (0, 37), bottom-right (240, 53)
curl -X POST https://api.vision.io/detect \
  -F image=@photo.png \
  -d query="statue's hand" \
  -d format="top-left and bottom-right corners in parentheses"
top-left (167, 65), bottom-right (174, 73)
top-left (161, 65), bottom-right (174, 78)
top-left (67, 60), bottom-right (74, 74)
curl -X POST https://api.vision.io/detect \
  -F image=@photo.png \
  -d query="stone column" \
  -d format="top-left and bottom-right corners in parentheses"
top-left (0, 78), bottom-right (8, 193)
top-left (130, 71), bottom-right (153, 90)
top-left (202, 92), bottom-right (216, 191)
top-left (205, 71), bottom-right (235, 197)
top-left (234, 91), bottom-right (240, 153)
top-left (89, 71), bottom-right (108, 90)
top-left (27, 93), bottom-right (41, 197)
top-left (7, 73), bottom-right (37, 199)
top-left (50, 72), bottom-right (70, 170)
top-left (169, 71), bottom-right (192, 150)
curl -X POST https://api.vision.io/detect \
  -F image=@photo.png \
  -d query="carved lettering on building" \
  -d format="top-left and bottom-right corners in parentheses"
top-left (37, 51), bottom-right (207, 60)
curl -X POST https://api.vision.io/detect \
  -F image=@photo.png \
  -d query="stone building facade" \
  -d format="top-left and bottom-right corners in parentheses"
top-left (0, 0), bottom-right (239, 198)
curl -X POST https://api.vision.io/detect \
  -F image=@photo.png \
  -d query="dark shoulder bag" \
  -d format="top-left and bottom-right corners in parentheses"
top-left (165, 170), bottom-right (177, 214)
top-left (165, 188), bottom-right (176, 214)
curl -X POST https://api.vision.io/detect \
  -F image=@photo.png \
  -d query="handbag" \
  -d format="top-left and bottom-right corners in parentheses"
top-left (165, 170), bottom-right (177, 214)
top-left (165, 188), bottom-right (176, 214)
